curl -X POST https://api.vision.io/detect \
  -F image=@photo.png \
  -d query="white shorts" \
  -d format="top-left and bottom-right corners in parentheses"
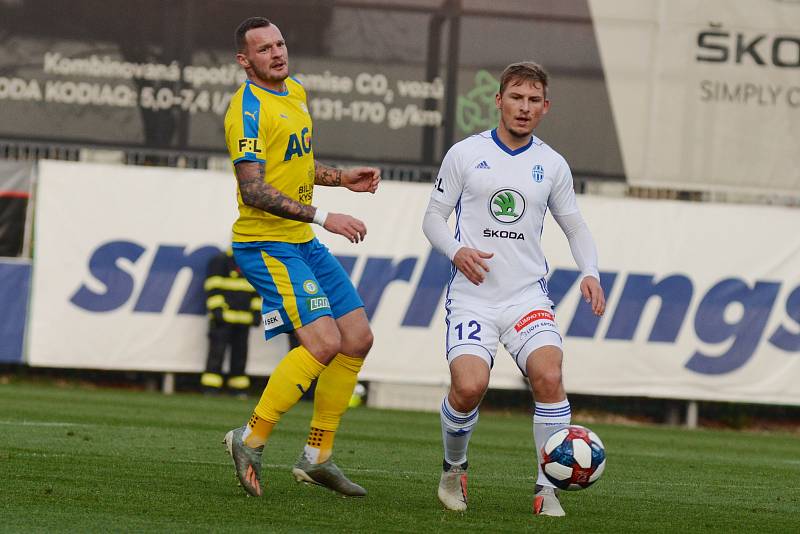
top-left (445, 288), bottom-right (563, 375)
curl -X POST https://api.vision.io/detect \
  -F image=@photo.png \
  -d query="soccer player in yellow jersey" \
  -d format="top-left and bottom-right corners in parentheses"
top-left (222, 16), bottom-right (380, 498)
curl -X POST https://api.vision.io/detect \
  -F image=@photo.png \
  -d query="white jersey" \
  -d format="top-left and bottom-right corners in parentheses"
top-left (431, 129), bottom-right (580, 306)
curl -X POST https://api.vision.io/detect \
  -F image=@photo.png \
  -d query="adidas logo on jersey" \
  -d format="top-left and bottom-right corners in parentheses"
top-left (475, 160), bottom-right (491, 169)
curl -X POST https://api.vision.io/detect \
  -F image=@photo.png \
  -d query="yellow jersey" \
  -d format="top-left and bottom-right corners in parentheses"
top-left (224, 77), bottom-right (315, 243)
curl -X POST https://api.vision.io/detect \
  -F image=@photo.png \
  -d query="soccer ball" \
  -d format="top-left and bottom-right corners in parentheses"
top-left (541, 425), bottom-right (606, 490)
top-left (348, 383), bottom-right (366, 408)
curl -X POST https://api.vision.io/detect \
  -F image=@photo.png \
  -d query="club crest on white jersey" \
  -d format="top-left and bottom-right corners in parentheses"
top-left (532, 164), bottom-right (544, 183)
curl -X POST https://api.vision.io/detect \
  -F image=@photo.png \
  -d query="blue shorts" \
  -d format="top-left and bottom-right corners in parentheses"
top-left (233, 238), bottom-right (364, 340)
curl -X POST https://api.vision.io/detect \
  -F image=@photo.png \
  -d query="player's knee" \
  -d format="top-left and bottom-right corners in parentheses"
top-left (340, 326), bottom-right (373, 359)
top-left (304, 333), bottom-right (342, 364)
top-left (353, 328), bottom-right (373, 357)
top-left (451, 380), bottom-right (487, 410)
top-left (532, 367), bottom-right (563, 396)
top-left (319, 337), bottom-right (342, 362)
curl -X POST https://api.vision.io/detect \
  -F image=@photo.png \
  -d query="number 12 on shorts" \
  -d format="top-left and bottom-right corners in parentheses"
top-left (454, 320), bottom-right (482, 341)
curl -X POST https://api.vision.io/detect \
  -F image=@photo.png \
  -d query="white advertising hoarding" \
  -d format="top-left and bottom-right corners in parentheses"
top-left (29, 161), bottom-right (800, 405)
top-left (589, 0), bottom-right (800, 196)
top-left (27, 160), bottom-right (289, 375)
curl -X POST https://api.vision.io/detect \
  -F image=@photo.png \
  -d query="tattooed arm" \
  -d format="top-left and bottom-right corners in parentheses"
top-left (235, 161), bottom-right (315, 222)
top-left (314, 161), bottom-right (342, 187)
top-left (315, 161), bottom-right (381, 193)
top-left (236, 161), bottom-right (368, 243)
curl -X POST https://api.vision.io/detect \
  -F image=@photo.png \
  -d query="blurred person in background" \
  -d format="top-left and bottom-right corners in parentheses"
top-left (200, 248), bottom-right (261, 398)
top-left (221, 16), bottom-right (381, 499)
top-left (422, 61), bottom-right (605, 516)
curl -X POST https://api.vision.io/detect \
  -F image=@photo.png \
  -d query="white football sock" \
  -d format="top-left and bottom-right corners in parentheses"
top-left (440, 395), bottom-right (478, 467)
top-left (533, 399), bottom-right (571, 487)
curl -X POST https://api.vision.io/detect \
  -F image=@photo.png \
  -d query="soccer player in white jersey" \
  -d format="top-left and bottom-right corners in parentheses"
top-left (422, 62), bottom-right (605, 516)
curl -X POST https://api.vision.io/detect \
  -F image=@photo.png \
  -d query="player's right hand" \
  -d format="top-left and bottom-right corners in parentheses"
top-left (323, 213), bottom-right (367, 243)
top-left (453, 247), bottom-right (493, 285)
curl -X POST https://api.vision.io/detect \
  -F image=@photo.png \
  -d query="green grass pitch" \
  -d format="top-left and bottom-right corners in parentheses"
top-left (1, 381), bottom-right (798, 533)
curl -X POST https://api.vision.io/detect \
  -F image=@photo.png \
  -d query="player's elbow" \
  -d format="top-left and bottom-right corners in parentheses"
top-left (421, 212), bottom-right (438, 243)
top-left (564, 221), bottom-right (588, 240)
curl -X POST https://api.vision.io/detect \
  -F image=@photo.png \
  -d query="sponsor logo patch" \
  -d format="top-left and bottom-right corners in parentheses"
top-left (307, 296), bottom-right (330, 312)
top-left (263, 310), bottom-right (284, 330)
top-left (237, 137), bottom-right (262, 153)
top-left (489, 188), bottom-right (525, 224)
top-left (514, 309), bottom-right (555, 332)
top-left (483, 228), bottom-right (525, 240)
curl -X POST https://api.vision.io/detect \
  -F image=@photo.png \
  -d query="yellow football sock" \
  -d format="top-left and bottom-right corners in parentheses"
top-left (242, 412), bottom-right (275, 448)
top-left (306, 353), bottom-right (364, 462)
top-left (248, 345), bottom-right (325, 446)
top-left (305, 427), bottom-right (336, 464)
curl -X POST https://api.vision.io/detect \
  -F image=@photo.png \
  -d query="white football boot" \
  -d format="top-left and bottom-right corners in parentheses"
top-left (437, 460), bottom-right (468, 511)
top-left (533, 484), bottom-right (565, 517)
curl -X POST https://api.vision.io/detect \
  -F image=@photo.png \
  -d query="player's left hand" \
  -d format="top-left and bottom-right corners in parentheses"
top-left (342, 167), bottom-right (381, 194)
top-left (323, 212), bottom-right (368, 243)
top-left (580, 275), bottom-right (605, 316)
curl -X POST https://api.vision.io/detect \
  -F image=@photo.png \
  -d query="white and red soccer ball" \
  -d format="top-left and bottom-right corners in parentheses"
top-left (541, 425), bottom-right (606, 490)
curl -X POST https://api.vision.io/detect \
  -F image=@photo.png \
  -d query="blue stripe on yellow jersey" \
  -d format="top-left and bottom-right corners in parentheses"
top-left (224, 78), bottom-right (315, 243)
top-left (239, 83), bottom-right (262, 162)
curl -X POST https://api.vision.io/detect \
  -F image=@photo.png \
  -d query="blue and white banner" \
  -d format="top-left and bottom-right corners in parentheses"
top-left (315, 179), bottom-right (800, 405)
top-left (28, 161), bottom-right (800, 405)
top-left (0, 259), bottom-right (31, 363)
top-left (27, 161), bottom-right (288, 375)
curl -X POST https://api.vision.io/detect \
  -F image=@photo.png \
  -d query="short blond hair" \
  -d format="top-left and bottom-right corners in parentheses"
top-left (499, 61), bottom-right (549, 97)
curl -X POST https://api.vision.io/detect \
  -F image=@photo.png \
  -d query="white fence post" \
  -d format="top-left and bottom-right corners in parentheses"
top-left (686, 400), bottom-right (699, 429)
top-left (162, 372), bottom-right (175, 395)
